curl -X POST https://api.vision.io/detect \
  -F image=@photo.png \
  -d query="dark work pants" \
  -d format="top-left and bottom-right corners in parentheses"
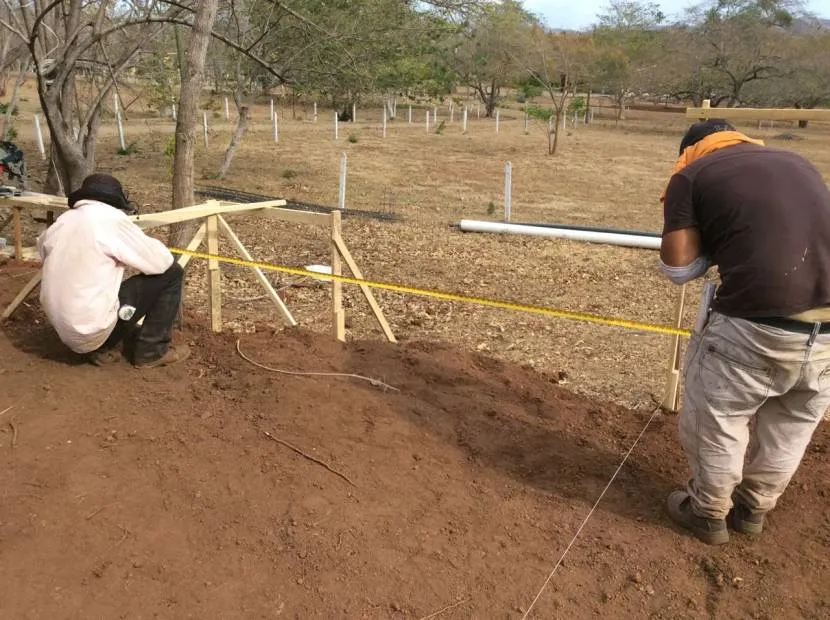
top-left (98, 262), bottom-right (184, 363)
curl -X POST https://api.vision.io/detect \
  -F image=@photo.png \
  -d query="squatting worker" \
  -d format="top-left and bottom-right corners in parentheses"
top-left (659, 118), bottom-right (830, 545)
top-left (37, 173), bottom-right (190, 368)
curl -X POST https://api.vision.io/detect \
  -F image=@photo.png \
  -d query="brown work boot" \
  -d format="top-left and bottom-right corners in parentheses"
top-left (86, 348), bottom-right (123, 366)
top-left (729, 502), bottom-right (765, 535)
top-left (667, 490), bottom-right (729, 545)
top-left (134, 344), bottom-right (191, 369)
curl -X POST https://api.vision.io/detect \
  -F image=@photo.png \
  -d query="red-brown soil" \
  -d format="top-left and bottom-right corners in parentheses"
top-left (1, 262), bottom-right (829, 620)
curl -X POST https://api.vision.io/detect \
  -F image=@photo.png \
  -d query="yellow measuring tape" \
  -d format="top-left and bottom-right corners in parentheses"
top-left (170, 247), bottom-right (692, 338)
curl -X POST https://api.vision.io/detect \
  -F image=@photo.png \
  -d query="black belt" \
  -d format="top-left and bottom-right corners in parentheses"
top-left (751, 316), bottom-right (830, 334)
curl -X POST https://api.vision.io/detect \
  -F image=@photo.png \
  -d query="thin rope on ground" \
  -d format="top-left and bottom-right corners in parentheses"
top-left (236, 339), bottom-right (400, 392)
top-left (520, 405), bottom-right (662, 620)
top-left (418, 597), bottom-right (471, 620)
top-left (0, 405), bottom-right (13, 417)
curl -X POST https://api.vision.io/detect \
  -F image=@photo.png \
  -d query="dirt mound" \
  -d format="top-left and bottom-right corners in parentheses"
top-left (1, 263), bottom-right (829, 619)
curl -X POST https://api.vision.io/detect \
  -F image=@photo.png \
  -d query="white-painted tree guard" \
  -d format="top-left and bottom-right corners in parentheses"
top-left (458, 220), bottom-right (661, 250)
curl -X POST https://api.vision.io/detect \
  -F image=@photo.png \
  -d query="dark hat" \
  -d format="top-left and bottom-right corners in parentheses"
top-left (68, 173), bottom-right (136, 214)
top-left (679, 118), bottom-right (736, 155)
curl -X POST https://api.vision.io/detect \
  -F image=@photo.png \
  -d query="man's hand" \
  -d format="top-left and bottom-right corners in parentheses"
top-left (661, 227), bottom-right (702, 267)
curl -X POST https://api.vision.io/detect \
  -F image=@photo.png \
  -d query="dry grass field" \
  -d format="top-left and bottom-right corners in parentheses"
top-left (12, 80), bottom-right (830, 408)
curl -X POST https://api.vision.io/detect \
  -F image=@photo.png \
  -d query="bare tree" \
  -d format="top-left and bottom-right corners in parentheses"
top-left (525, 28), bottom-right (594, 155)
top-left (451, 0), bottom-right (533, 117)
top-left (170, 0), bottom-right (218, 247)
top-left (0, 1), bottom-right (190, 193)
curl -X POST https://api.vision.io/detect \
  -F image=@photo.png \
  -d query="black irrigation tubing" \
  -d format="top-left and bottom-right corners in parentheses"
top-left (195, 186), bottom-right (403, 223)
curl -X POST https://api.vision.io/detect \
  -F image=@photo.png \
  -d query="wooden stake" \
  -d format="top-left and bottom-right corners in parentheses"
top-left (216, 215), bottom-right (297, 327)
top-left (331, 210), bottom-right (345, 342)
top-left (175, 223), bottom-right (206, 269)
top-left (332, 235), bottom-right (396, 343)
top-left (206, 213), bottom-right (222, 332)
top-left (1, 271), bottom-right (41, 320)
top-left (661, 284), bottom-right (687, 411)
top-left (13, 207), bottom-right (22, 261)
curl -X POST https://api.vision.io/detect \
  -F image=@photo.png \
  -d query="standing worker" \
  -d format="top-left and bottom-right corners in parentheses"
top-left (37, 173), bottom-right (190, 367)
top-left (659, 119), bottom-right (830, 545)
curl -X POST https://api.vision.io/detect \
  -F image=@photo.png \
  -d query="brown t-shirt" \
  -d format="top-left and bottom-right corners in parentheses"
top-left (663, 143), bottom-right (830, 318)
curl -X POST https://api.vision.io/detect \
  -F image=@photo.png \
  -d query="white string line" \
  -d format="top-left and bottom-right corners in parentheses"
top-left (521, 405), bottom-right (662, 619)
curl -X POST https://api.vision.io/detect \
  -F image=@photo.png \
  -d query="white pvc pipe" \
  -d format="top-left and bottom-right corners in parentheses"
top-left (203, 111), bottom-right (208, 148)
top-left (338, 152), bottom-right (347, 210)
top-left (458, 220), bottom-right (661, 250)
top-left (117, 111), bottom-right (126, 151)
top-left (33, 114), bottom-right (45, 159)
top-left (503, 162), bottom-right (512, 221)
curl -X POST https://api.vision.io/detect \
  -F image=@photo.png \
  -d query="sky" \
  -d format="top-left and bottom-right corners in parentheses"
top-left (522, 0), bottom-right (830, 30)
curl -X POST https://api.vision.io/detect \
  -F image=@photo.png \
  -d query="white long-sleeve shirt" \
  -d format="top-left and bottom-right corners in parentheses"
top-left (37, 199), bottom-right (174, 354)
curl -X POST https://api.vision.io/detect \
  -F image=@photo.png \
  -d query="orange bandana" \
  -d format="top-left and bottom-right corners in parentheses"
top-left (660, 131), bottom-right (765, 202)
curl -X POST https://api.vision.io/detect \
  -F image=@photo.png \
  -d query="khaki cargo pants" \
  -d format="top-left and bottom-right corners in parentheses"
top-left (680, 312), bottom-right (830, 520)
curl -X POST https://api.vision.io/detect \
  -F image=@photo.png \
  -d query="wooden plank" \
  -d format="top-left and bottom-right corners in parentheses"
top-left (331, 211), bottom-right (346, 342)
top-left (216, 215), bottom-right (297, 327)
top-left (206, 215), bottom-right (222, 332)
top-left (255, 207), bottom-right (331, 227)
top-left (131, 200), bottom-right (286, 230)
top-left (686, 107), bottom-right (830, 122)
top-left (661, 284), bottom-right (687, 412)
top-left (332, 234), bottom-right (397, 344)
top-left (1, 271), bottom-right (42, 320)
top-left (0, 246), bottom-right (38, 261)
top-left (176, 222), bottom-right (207, 269)
top-left (13, 207), bottom-right (22, 260)
top-left (0, 191), bottom-right (69, 211)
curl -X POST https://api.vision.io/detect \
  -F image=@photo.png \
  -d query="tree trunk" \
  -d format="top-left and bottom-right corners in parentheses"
top-left (485, 80), bottom-right (498, 117)
top-left (550, 110), bottom-right (562, 155)
top-left (584, 89), bottom-right (591, 124)
top-left (43, 141), bottom-right (91, 196)
top-left (170, 0), bottom-right (219, 248)
top-left (217, 106), bottom-right (249, 179)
